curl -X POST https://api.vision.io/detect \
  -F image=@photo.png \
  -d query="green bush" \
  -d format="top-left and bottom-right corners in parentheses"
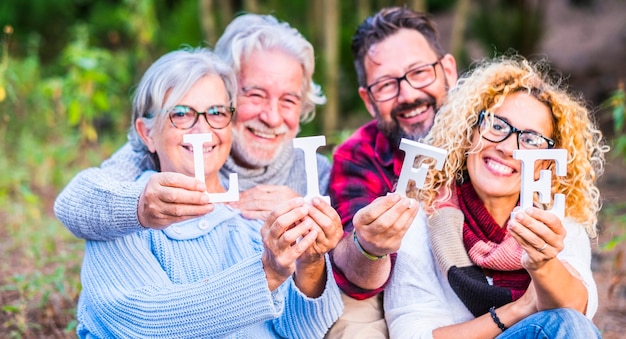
top-left (0, 23), bottom-right (130, 337)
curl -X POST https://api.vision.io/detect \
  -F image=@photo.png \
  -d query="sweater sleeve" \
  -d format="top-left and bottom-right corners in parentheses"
top-left (78, 234), bottom-right (283, 338)
top-left (273, 254), bottom-right (344, 338)
top-left (330, 140), bottom-right (384, 233)
top-left (328, 136), bottom-right (397, 298)
top-left (54, 142), bottom-right (148, 240)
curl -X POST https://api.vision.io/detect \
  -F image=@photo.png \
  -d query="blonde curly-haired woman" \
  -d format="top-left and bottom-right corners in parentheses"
top-left (385, 55), bottom-right (606, 339)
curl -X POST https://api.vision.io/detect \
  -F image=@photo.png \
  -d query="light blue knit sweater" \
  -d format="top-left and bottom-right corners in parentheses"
top-left (77, 172), bottom-right (343, 338)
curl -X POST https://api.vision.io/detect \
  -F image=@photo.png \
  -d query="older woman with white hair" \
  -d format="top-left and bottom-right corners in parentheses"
top-left (75, 47), bottom-right (343, 338)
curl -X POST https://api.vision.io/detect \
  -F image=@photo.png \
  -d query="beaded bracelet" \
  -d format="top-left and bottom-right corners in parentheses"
top-left (352, 229), bottom-right (387, 260)
top-left (489, 306), bottom-right (508, 332)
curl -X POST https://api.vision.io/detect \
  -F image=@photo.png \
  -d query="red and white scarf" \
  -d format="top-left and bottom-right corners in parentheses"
top-left (428, 181), bottom-right (530, 317)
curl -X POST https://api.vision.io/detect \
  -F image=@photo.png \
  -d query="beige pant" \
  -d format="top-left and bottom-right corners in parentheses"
top-left (325, 291), bottom-right (388, 339)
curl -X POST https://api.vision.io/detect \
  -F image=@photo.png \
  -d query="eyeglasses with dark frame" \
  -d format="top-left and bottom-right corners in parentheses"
top-left (366, 60), bottom-right (440, 102)
top-left (168, 105), bottom-right (235, 130)
top-left (478, 110), bottom-right (555, 150)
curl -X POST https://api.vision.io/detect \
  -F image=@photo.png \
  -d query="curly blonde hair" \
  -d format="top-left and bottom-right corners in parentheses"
top-left (417, 55), bottom-right (608, 237)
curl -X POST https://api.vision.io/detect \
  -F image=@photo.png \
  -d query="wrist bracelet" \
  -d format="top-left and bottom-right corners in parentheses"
top-left (489, 306), bottom-right (508, 332)
top-left (352, 229), bottom-right (387, 260)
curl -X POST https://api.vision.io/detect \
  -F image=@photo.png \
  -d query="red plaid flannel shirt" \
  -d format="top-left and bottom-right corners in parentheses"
top-left (329, 120), bottom-right (405, 299)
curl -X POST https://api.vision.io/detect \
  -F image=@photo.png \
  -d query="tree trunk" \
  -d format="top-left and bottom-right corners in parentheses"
top-left (199, 0), bottom-right (217, 46)
top-left (357, 0), bottom-right (371, 23)
top-left (216, 0), bottom-right (234, 33)
top-left (409, 0), bottom-right (427, 12)
top-left (322, 0), bottom-right (339, 135)
top-left (243, 0), bottom-right (259, 13)
top-left (450, 0), bottom-right (471, 58)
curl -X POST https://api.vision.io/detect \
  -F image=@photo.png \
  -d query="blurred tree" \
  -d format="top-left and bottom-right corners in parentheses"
top-left (199, 0), bottom-right (217, 44)
top-left (244, 0), bottom-right (260, 13)
top-left (607, 81), bottom-right (626, 159)
top-left (449, 0), bottom-right (470, 66)
top-left (155, 1), bottom-right (204, 50)
top-left (470, 0), bottom-right (545, 57)
top-left (322, 0), bottom-right (340, 135)
top-left (61, 24), bottom-right (132, 143)
top-left (0, 0), bottom-right (82, 62)
top-left (0, 25), bottom-right (10, 104)
top-left (358, 0), bottom-right (372, 22)
top-left (410, 0), bottom-right (427, 11)
top-left (125, 0), bottom-right (158, 75)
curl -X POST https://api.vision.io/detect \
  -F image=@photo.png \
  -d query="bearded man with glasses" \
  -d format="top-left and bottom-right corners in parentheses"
top-left (326, 7), bottom-right (458, 338)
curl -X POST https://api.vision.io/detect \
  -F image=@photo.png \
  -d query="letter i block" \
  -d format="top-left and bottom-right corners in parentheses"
top-left (183, 133), bottom-right (239, 202)
top-left (293, 135), bottom-right (331, 204)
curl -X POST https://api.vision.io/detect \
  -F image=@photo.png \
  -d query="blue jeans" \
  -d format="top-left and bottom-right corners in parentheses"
top-left (497, 308), bottom-right (600, 339)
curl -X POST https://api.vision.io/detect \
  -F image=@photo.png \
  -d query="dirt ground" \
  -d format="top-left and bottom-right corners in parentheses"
top-left (593, 156), bottom-right (626, 339)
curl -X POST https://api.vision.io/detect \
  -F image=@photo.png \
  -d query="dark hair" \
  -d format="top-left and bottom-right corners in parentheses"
top-left (351, 6), bottom-right (446, 87)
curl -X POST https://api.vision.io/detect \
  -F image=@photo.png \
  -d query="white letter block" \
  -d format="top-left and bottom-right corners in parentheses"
top-left (292, 135), bottom-right (330, 204)
top-left (394, 138), bottom-right (447, 197)
top-left (183, 133), bottom-right (239, 203)
top-left (513, 149), bottom-right (567, 220)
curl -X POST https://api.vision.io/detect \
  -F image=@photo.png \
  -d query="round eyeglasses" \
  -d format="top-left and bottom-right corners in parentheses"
top-left (366, 60), bottom-right (440, 102)
top-left (478, 110), bottom-right (555, 149)
top-left (168, 105), bottom-right (234, 130)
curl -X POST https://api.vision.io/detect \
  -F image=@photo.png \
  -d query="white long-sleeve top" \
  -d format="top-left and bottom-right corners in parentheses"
top-left (384, 209), bottom-right (598, 339)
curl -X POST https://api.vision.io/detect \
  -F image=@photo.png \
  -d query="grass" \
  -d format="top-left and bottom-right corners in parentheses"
top-left (0, 123), bottom-right (123, 338)
top-left (0, 187), bottom-right (83, 338)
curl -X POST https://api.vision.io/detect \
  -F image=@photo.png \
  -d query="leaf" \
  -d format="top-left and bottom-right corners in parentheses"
top-left (65, 320), bottom-right (78, 332)
top-left (67, 100), bottom-right (81, 126)
top-left (82, 122), bottom-right (98, 142)
top-left (601, 233), bottom-right (626, 251)
top-left (92, 90), bottom-right (110, 111)
top-left (613, 104), bottom-right (624, 132)
top-left (1, 305), bottom-right (20, 313)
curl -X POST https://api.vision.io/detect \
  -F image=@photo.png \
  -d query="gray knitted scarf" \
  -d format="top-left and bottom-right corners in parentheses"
top-left (219, 143), bottom-right (294, 191)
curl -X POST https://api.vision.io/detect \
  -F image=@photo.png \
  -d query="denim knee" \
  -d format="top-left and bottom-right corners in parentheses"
top-left (497, 308), bottom-right (600, 339)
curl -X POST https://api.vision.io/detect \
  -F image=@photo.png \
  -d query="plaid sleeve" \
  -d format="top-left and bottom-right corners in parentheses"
top-left (330, 248), bottom-right (397, 299)
top-left (329, 124), bottom-right (399, 297)
top-left (329, 135), bottom-right (396, 233)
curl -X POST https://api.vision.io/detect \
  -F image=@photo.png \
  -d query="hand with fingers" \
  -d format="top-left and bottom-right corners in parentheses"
top-left (507, 207), bottom-right (566, 270)
top-left (508, 207), bottom-right (591, 313)
top-left (293, 197), bottom-right (343, 297)
top-left (352, 193), bottom-right (420, 258)
top-left (260, 197), bottom-right (321, 293)
top-left (230, 184), bottom-right (300, 221)
top-left (138, 172), bottom-right (214, 230)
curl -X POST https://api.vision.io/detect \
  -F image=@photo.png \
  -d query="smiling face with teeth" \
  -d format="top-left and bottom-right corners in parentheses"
top-left (358, 28), bottom-right (458, 146)
top-left (230, 48), bottom-right (303, 168)
top-left (466, 92), bottom-right (554, 214)
top-left (138, 74), bottom-right (232, 192)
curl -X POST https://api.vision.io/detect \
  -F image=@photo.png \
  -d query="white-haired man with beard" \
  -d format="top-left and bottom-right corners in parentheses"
top-left (326, 7), bottom-right (458, 338)
top-left (54, 13), bottom-right (332, 238)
